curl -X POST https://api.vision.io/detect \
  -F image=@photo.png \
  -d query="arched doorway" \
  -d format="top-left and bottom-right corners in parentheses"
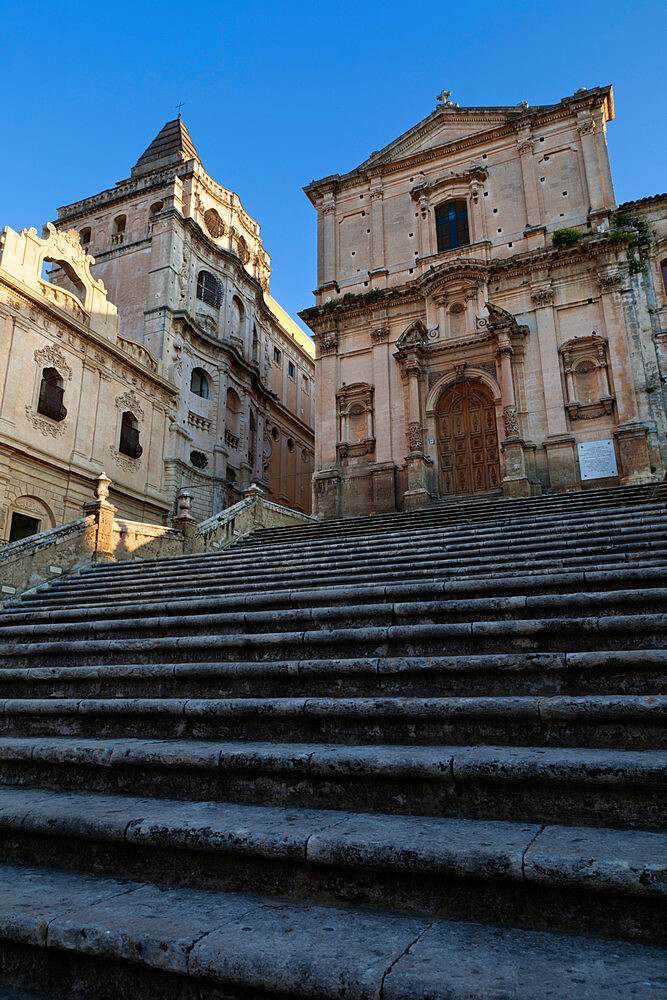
top-left (436, 380), bottom-right (501, 495)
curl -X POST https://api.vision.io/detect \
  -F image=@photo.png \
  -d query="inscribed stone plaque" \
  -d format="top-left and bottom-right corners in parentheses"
top-left (577, 439), bottom-right (618, 480)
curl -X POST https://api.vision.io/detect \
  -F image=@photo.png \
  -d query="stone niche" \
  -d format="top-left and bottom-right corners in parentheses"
top-left (336, 382), bottom-right (375, 462)
top-left (560, 335), bottom-right (615, 421)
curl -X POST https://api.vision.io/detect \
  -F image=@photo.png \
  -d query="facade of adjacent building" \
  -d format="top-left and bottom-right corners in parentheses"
top-left (0, 223), bottom-right (176, 544)
top-left (52, 119), bottom-right (315, 520)
top-left (301, 85), bottom-right (667, 518)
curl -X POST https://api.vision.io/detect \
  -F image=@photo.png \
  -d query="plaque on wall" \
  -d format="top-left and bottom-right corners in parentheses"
top-left (577, 439), bottom-right (618, 481)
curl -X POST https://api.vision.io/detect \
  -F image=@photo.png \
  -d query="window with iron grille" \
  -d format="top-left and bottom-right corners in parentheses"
top-left (119, 411), bottom-right (143, 459)
top-left (37, 368), bottom-right (67, 422)
top-left (196, 270), bottom-right (222, 308)
top-left (435, 200), bottom-right (470, 253)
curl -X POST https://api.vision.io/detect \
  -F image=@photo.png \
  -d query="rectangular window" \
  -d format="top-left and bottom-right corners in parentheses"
top-left (435, 200), bottom-right (470, 253)
top-left (288, 361), bottom-right (296, 379)
top-left (273, 346), bottom-right (282, 366)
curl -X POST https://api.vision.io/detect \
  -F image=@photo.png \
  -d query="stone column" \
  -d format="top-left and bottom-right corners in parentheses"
top-left (369, 186), bottom-right (385, 272)
top-left (312, 331), bottom-right (341, 518)
top-left (517, 136), bottom-right (540, 228)
top-left (532, 292), bottom-right (578, 490)
top-left (370, 326), bottom-right (397, 512)
top-left (578, 116), bottom-right (604, 216)
top-left (402, 360), bottom-right (430, 510)
top-left (496, 339), bottom-right (532, 497)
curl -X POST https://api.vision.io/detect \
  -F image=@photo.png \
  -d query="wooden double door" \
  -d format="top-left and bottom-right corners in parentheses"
top-left (437, 380), bottom-right (501, 495)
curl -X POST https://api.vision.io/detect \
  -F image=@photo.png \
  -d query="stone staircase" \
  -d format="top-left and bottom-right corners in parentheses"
top-left (0, 484), bottom-right (665, 999)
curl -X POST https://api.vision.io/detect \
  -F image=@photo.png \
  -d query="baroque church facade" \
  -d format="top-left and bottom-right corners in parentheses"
top-left (50, 118), bottom-right (315, 522)
top-left (301, 85), bottom-right (667, 518)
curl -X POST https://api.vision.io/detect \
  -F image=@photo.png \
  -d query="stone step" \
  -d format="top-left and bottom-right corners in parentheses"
top-left (1, 694), bottom-right (664, 749)
top-left (3, 590), bottom-right (665, 643)
top-left (0, 863), bottom-right (664, 1000)
top-left (1, 650), bottom-right (663, 700)
top-left (24, 520), bottom-right (667, 595)
top-left (0, 788), bottom-right (663, 943)
top-left (57, 507), bottom-right (667, 582)
top-left (1, 737), bottom-right (663, 828)
top-left (2, 614), bottom-right (664, 670)
top-left (13, 567), bottom-right (667, 621)
top-left (20, 551), bottom-right (667, 610)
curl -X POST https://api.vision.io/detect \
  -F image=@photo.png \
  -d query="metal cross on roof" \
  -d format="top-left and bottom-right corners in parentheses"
top-left (176, 101), bottom-right (186, 118)
top-left (436, 90), bottom-right (452, 106)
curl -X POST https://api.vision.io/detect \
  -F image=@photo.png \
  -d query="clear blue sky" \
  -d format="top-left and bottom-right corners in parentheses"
top-left (2, 1), bottom-right (665, 334)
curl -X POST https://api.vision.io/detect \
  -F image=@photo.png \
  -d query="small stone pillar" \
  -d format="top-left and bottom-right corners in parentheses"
top-left (614, 423), bottom-right (654, 485)
top-left (243, 482), bottom-right (266, 529)
top-left (172, 490), bottom-right (196, 551)
top-left (83, 472), bottom-right (118, 562)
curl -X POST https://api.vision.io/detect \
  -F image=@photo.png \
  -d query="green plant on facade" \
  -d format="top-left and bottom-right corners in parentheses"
top-left (610, 214), bottom-right (653, 276)
top-left (552, 228), bottom-right (582, 249)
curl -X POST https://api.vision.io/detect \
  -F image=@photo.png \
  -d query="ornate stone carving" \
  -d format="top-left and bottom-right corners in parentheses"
top-left (41, 223), bottom-right (94, 268)
top-left (115, 390), bottom-right (144, 421)
top-left (577, 119), bottom-right (595, 136)
top-left (34, 345), bottom-right (72, 380)
top-left (598, 271), bottom-right (622, 291)
top-left (108, 444), bottom-right (142, 472)
top-left (503, 406), bottom-right (520, 438)
top-left (371, 326), bottom-right (389, 342)
top-left (560, 334), bottom-right (615, 420)
top-left (518, 140), bottom-right (534, 156)
top-left (25, 405), bottom-right (66, 437)
top-left (369, 187), bottom-right (384, 200)
top-left (408, 422), bottom-right (424, 453)
top-left (531, 286), bottom-right (554, 306)
top-left (315, 331), bottom-right (338, 355)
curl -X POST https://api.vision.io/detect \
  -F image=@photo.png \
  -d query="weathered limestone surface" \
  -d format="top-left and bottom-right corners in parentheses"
top-left (0, 484), bottom-right (664, 997)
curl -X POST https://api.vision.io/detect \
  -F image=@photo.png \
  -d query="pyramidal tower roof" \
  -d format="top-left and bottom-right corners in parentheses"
top-left (131, 117), bottom-right (201, 177)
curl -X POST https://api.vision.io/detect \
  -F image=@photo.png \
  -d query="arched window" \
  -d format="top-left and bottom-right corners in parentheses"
top-left (119, 411), bottom-right (142, 459)
top-left (225, 387), bottom-right (241, 446)
top-left (231, 295), bottom-right (245, 334)
top-left (37, 368), bottom-right (67, 422)
top-left (196, 270), bottom-right (222, 308)
top-left (79, 227), bottom-right (91, 247)
top-left (661, 259), bottom-right (667, 298)
top-left (113, 215), bottom-right (126, 234)
top-left (249, 410), bottom-right (257, 466)
top-left (190, 367), bottom-right (210, 399)
top-left (435, 200), bottom-right (469, 253)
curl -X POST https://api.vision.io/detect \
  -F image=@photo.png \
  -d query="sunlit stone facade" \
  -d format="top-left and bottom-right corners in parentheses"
top-left (301, 86), bottom-right (667, 517)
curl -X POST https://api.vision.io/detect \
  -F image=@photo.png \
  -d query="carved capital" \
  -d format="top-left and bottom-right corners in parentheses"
top-left (577, 119), bottom-right (595, 136)
top-left (315, 332), bottom-right (338, 356)
top-left (517, 139), bottom-right (534, 156)
top-left (369, 187), bottom-right (384, 200)
top-left (371, 326), bottom-right (389, 343)
top-left (531, 286), bottom-right (554, 306)
top-left (598, 270), bottom-right (622, 291)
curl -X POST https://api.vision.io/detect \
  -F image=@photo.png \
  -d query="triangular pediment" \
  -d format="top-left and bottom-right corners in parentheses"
top-left (358, 108), bottom-right (513, 170)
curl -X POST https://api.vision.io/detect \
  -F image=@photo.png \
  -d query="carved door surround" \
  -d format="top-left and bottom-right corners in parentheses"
top-left (436, 378), bottom-right (501, 495)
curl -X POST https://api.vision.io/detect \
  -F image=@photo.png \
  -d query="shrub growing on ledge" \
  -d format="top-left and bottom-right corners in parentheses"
top-left (610, 214), bottom-right (653, 275)
top-left (552, 228), bottom-right (582, 249)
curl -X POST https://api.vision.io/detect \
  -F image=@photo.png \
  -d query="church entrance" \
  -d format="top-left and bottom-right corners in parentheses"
top-left (436, 380), bottom-right (501, 495)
